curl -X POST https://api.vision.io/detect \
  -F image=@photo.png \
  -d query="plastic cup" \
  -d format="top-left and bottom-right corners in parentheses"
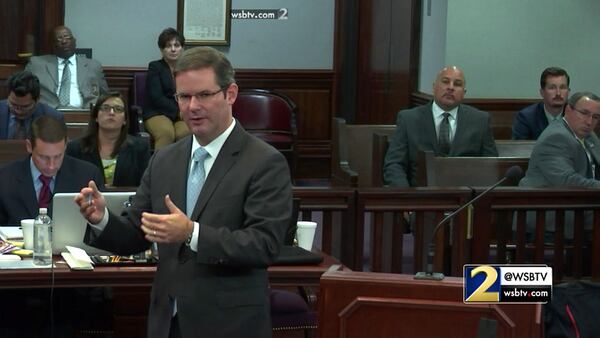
top-left (21, 219), bottom-right (35, 250)
top-left (296, 221), bottom-right (317, 251)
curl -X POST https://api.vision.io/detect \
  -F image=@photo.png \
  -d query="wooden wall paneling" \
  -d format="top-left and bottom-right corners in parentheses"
top-left (354, 0), bottom-right (421, 124)
top-left (103, 68), bottom-right (334, 180)
top-left (236, 70), bottom-right (335, 179)
top-left (39, 0), bottom-right (65, 54)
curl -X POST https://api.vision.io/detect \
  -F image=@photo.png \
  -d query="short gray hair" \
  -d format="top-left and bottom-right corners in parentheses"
top-left (568, 91), bottom-right (600, 108)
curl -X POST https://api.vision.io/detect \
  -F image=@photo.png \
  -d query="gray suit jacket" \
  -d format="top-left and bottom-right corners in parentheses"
top-left (85, 123), bottom-right (292, 338)
top-left (519, 119), bottom-right (600, 188)
top-left (383, 102), bottom-right (498, 187)
top-left (25, 55), bottom-right (109, 109)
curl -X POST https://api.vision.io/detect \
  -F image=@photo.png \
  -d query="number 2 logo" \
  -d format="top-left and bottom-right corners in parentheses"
top-left (466, 265), bottom-right (499, 302)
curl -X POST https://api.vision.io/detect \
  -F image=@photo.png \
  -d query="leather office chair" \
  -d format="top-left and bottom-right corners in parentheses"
top-left (232, 89), bottom-right (298, 177)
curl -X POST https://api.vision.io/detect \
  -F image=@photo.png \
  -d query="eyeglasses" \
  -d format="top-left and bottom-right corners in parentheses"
top-left (174, 88), bottom-right (226, 104)
top-left (99, 104), bottom-right (125, 114)
top-left (8, 100), bottom-right (36, 111)
top-left (55, 35), bottom-right (73, 43)
top-left (573, 107), bottom-right (600, 121)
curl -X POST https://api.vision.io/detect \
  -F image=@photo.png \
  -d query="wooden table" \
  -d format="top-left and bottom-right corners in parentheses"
top-left (0, 253), bottom-right (341, 338)
top-left (0, 253), bottom-right (341, 289)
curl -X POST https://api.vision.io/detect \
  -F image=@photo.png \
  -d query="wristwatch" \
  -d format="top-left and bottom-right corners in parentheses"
top-left (185, 230), bottom-right (193, 246)
top-left (185, 223), bottom-right (194, 246)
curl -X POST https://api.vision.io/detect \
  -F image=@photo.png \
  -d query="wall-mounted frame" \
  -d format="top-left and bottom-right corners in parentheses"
top-left (177, 0), bottom-right (231, 46)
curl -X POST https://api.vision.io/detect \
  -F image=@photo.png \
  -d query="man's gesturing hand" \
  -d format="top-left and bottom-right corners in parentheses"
top-left (141, 194), bottom-right (194, 243)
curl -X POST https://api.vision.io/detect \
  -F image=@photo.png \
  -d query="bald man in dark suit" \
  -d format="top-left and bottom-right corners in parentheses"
top-left (384, 66), bottom-right (498, 187)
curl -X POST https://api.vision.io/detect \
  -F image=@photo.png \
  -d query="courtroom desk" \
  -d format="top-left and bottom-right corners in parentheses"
top-left (319, 271), bottom-right (542, 338)
top-left (0, 253), bottom-right (341, 289)
top-left (0, 254), bottom-right (341, 338)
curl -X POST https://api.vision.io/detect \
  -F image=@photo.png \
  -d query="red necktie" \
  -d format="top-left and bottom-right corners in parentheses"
top-left (38, 175), bottom-right (52, 208)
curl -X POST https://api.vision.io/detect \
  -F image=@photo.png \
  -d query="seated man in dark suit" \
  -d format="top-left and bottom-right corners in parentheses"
top-left (383, 66), bottom-right (498, 187)
top-left (0, 115), bottom-right (105, 337)
top-left (512, 67), bottom-right (570, 140)
top-left (0, 115), bottom-right (104, 224)
top-left (25, 26), bottom-right (109, 109)
top-left (0, 70), bottom-right (63, 139)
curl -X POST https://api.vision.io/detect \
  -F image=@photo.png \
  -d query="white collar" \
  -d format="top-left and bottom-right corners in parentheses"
top-left (432, 101), bottom-right (458, 119)
top-left (190, 118), bottom-right (236, 160)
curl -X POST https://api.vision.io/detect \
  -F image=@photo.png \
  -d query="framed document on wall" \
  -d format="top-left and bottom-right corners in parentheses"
top-left (177, 0), bottom-right (231, 46)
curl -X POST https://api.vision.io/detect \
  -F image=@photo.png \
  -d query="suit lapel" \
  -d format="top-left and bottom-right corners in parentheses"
top-left (421, 103), bottom-right (439, 153)
top-left (190, 124), bottom-right (244, 220)
top-left (46, 57), bottom-right (59, 90)
top-left (172, 138), bottom-right (193, 215)
top-left (17, 158), bottom-right (38, 217)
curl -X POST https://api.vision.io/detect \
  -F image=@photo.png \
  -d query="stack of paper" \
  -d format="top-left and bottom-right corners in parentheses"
top-left (0, 227), bottom-right (22, 241)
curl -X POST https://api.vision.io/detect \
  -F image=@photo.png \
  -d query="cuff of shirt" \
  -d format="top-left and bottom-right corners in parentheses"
top-left (189, 221), bottom-right (200, 252)
top-left (88, 207), bottom-right (110, 233)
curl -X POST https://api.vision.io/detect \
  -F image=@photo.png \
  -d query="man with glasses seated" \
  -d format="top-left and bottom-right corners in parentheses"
top-left (0, 71), bottom-right (63, 140)
top-left (520, 92), bottom-right (600, 242)
top-left (512, 67), bottom-right (570, 140)
top-left (520, 91), bottom-right (600, 188)
top-left (25, 25), bottom-right (109, 109)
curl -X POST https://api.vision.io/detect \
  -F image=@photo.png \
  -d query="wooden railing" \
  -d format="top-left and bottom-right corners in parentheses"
top-left (291, 186), bottom-right (600, 282)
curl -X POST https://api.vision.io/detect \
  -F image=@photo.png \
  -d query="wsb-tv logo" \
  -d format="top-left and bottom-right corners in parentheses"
top-left (463, 265), bottom-right (552, 303)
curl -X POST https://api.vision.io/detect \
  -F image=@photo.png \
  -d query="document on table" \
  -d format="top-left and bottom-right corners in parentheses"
top-left (0, 226), bottom-right (23, 241)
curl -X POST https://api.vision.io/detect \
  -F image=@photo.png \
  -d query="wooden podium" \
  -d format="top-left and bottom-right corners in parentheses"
top-left (319, 271), bottom-right (542, 338)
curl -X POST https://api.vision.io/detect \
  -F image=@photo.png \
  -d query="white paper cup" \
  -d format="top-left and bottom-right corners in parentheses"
top-left (21, 219), bottom-right (35, 250)
top-left (296, 221), bottom-right (317, 251)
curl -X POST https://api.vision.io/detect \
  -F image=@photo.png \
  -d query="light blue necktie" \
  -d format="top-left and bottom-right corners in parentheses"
top-left (186, 147), bottom-right (209, 217)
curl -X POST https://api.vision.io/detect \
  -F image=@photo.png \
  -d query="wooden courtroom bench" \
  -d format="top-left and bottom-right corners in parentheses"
top-left (331, 118), bottom-right (395, 187)
top-left (415, 151), bottom-right (529, 186)
top-left (496, 139), bottom-right (535, 157)
top-left (60, 109), bottom-right (90, 140)
top-left (371, 134), bottom-right (533, 187)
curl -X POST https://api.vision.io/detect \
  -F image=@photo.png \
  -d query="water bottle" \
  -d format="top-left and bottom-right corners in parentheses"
top-left (33, 207), bottom-right (53, 266)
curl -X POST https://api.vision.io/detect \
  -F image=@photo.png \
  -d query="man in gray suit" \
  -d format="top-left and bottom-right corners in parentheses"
top-left (520, 91), bottom-right (600, 188)
top-left (25, 26), bottom-right (109, 109)
top-left (384, 66), bottom-right (498, 187)
top-left (75, 47), bottom-right (292, 338)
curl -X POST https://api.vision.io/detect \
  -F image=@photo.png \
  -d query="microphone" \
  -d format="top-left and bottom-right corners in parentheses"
top-left (414, 165), bottom-right (524, 280)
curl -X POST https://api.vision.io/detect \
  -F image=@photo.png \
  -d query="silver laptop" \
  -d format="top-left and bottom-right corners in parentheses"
top-left (52, 192), bottom-right (135, 255)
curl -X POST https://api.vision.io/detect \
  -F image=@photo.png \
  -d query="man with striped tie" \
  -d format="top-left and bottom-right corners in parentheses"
top-left (25, 26), bottom-right (109, 109)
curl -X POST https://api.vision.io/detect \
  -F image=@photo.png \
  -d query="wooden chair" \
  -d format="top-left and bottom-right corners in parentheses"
top-left (330, 118), bottom-right (395, 187)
